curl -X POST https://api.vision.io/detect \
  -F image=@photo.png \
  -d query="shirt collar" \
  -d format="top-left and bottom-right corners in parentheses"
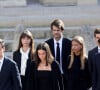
top-left (0, 55), bottom-right (4, 63)
top-left (20, 47), bottom-right (30, 55)
top-left (98, 46), bottom-right (100, 50)
top-left (54, 35), bottom-right (63, 45)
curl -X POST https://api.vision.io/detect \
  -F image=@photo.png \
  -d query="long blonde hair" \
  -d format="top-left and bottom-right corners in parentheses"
top-left (68, 36), bottom-right (87, 70)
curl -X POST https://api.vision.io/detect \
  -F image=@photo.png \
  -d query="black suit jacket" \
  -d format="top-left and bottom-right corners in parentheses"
top-left (46, 38), bottom-right (71, 74)
top-left (88, 47), bottom-right (100, 90)
top-left (0, 57), bottom-right (22, 90)
top-left (13, 50), bottom-right (31, 76)
top-left (13, 50), bottom-right (31, 90)
top-left (26, 61), bottom-right (64, 90)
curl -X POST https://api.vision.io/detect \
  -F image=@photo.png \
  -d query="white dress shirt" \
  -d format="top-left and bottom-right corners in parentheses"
top-left (54, 35), bottom-right (63, 74)
top-left (0, 55), bottom-right (4, 72)
top-left (20, 48), bottom-right (30, 76)
top-left (98, 46), bottom-right (100, 53)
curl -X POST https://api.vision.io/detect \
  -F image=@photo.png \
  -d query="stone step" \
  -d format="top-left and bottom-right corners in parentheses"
top-left (0, 25), bottom-right (99, 47)
top-left (0, 25), bottom-right (100, 57)
top-left (0, 5), bottom-right (100, 27)
top-left (0, 26), bottom-right (81, 39)
top-left (0, 14), bottom-right (100, 28)
top-left (0, 5), bottom-right (100, 16)
top-left (0, 25), bottom-right (99, 40)
top-left (0, 0), bottom-right (26, 7)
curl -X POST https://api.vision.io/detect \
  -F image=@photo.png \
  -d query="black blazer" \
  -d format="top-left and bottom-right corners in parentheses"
top-left (13, 50), bottom-right (31, 90)
top-left (0, 57), bottom-right (22, 90)
top-left (88, 47), bottom-right (100, 90)
top-left (66, 55), bottom-right (91, 90)
top-left (27, 61), bottom-right (64, 90)
top-left (46, 38), bottom-right (71, 74)
top-left (13, 50), bottom-right (31, 77)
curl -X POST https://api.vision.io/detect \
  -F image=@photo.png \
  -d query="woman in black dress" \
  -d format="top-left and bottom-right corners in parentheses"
top-left (27, 42), bottom-right (64, 90)
top-left (66, 36), bottom-right (91, 90)
top-left (13, 30), bottom-right (34, 90)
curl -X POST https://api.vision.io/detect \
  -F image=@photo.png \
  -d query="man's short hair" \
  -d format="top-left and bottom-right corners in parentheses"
top-left (51, 19), bottom-right (64, 31)
top-left (0, 39), bottom-right (5, 47)
top-left (94, 28), bottom-right (100, 37)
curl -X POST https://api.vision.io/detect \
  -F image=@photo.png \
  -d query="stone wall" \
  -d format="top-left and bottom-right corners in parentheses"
top-left (0, 0), bottom-right (98, 7)
top-left (0, 0), bottom-right (26, 7)
top-left (0, 24), bottom-right (98, 58)
top-left (40, 0), bottom-right (97, 6)
top-left (78, 0), bottom-right (97, 5)
top-left (39, 0), bottom-right (77, 6)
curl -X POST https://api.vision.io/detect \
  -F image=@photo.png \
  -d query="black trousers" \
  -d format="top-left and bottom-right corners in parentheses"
top-left (62, 74), bottom-right (68, 90)
top-left (21, 75), bottom-right (26, 90)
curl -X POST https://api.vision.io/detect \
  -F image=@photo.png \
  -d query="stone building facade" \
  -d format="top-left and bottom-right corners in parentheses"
top-left (0, 0), bottom-right (100, 59)
top-left (0, 0), bottom-right (98, 7)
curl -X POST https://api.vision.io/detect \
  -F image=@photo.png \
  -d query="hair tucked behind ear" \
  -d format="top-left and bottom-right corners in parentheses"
top-left (68, 36), bottom-right (87, 70)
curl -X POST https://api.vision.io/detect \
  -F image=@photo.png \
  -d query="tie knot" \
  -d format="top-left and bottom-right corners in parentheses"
top-left (57, 42), bottom-right (59, 46)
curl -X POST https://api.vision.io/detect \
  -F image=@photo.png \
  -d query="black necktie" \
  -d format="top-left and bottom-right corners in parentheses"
top-left (56, 42), bottom-right (60, 63)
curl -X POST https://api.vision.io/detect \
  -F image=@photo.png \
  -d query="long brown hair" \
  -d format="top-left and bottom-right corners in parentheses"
top-left (16, 29), bottom-right (34, 59)
top-left (34, 42), bottom-right (54, 66)
top-left (68, 36), bottom-right (87, 70)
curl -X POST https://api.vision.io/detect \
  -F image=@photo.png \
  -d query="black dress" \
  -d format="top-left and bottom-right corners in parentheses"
top-left (26, 61), bottom-right (64, 90)
top-left (66, 55), bottom-right (91, 90)
top-left (37, 70), bottom-right (52, 90)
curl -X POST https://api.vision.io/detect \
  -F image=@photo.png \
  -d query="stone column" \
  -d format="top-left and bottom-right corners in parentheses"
top-left (0, 0), bottom-right (26, 7)
top-left (78, 0), bottom-right (97, 5)
top-left (39, 0), bottom-right (77, 6)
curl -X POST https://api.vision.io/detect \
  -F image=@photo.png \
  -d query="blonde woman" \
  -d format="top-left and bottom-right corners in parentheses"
top-left (27, 43), bottom-right (63, 90)
top-left (66, 36), bottom-right (91, 90)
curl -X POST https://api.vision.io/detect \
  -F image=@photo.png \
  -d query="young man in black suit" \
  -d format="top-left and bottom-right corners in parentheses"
top-left (0, 38), bottom-right (22, 90)
top-left (46, 19), bottom-right (71, 90)
top-left (88, 28), bottom-right (100, 90)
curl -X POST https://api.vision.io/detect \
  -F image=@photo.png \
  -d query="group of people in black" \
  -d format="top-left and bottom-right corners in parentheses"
top-left (0, 19), bottom-right (100, 90)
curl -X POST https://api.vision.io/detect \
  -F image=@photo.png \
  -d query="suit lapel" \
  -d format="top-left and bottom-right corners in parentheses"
top-left (94, 47), bottom-right (100, 63)
top-left (94, 47), bottom-right (98, 56)
top-left (0, 57), bottom-right (7, 74)
top-left (62, 38), bottom-right (65, 59)
top-left (17, 52), bottom-right (21, 73)
top-left (51, 39), bottom-right (55, 57)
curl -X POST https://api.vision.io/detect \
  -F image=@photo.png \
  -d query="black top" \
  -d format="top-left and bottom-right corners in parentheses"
top-left (26, 61), bottom-right (64, 90)
top-left (13, 50), bottom-right (32, 90)
top-left (66, 55), bottom-right (91, 90)
top-left (37, 70), bottom-right (52, 90)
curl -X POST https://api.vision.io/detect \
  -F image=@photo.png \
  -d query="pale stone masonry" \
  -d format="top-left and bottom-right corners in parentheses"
top-left (78, 0), bottom-right (97, 5)
top-left (39, 0), bottom-right (77, 6)
top-left (0, 0), bottom-right (98, 7)
top-left (0, 25), bottom-right (97, 58)
top-left (0, 0), bottom-right (26, 7)
top-left (0, 1), bottom-right (100, 60)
